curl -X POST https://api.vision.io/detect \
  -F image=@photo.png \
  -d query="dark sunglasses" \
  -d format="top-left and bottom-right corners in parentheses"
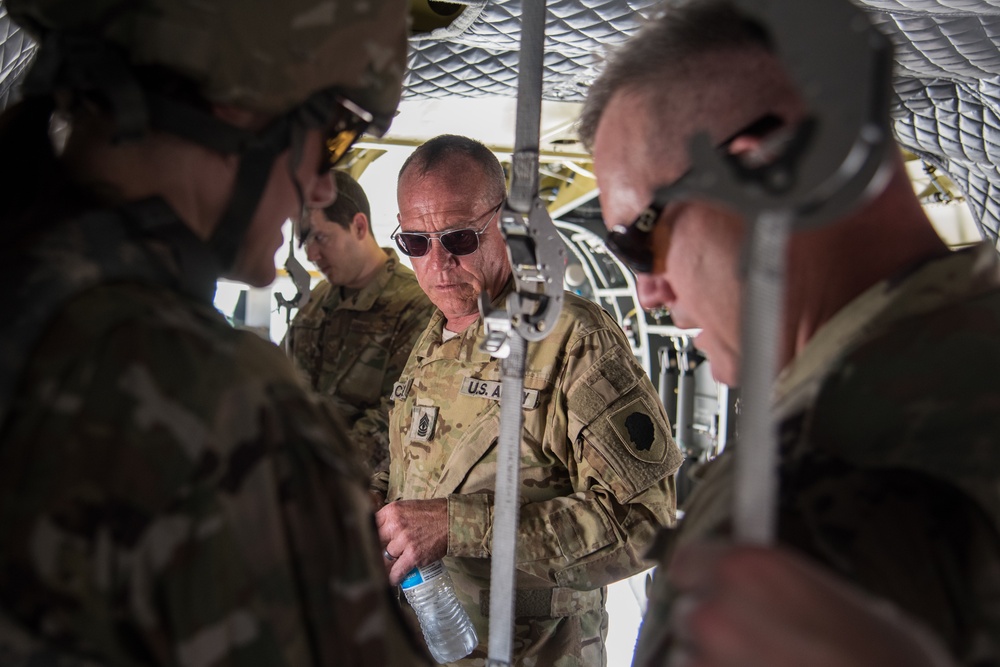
top-left (391, 202), bottom-right (504, 258)
top-left (319, 96), bottom-right (373, 173)
top-left (605, 114), bottom-right (785, 274)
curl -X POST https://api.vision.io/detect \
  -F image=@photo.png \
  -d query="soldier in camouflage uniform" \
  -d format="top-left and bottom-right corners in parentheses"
top-left (579, 2), bottom-right (1000, 666)
top-left (372, 135), bottom-right (683, 666)
top-left (0, 1), bottom-right (430, 666)
top-left (284, 170), bottom-right (434, 473)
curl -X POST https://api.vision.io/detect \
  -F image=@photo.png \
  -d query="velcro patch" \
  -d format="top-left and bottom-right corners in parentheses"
top-left (459, 376), bottom-right (539, 409)
top-left (392, 378), bottom-right (412, 402)
top-left (409, 405), bottom-right (438, 442)
top-left (607, 397), bottom-right (668, 464)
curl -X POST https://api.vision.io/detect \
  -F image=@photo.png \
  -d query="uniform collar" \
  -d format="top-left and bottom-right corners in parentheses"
top-left (323, 247), bottom-right (400, 312)
top-left (774, 242), bottom-right (1000, 416)
top-left (414, 277), bottom-right (515, 365)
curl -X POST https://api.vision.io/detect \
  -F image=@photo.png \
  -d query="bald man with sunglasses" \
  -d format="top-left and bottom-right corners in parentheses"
top-left (372, 134), bottom-right (683, 666)
top-left (579, 2), bottom-right (1000, 666)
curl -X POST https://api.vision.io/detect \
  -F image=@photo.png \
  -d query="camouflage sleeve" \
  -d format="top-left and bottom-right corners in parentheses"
top-left (0, 606), bottom-right (105, 667)
top-left (371, 465), bottom-right (390, 497)
top-left (281, 281), bottom-right (328, 381)
top-left (348, 298), bottom-right (434, 474)
top-left (380, 295), bottom-right (436, 403)
top-left (0, 296), bottom-right (430, 667)
top-left (448, 318), bottom-right (682, 590)
top-left (351, 393), bottom-right (393, 476)
top-left (634, 460), bottom-right (1000, 667)
top-left (781, 461), bottom-right (1000, 665)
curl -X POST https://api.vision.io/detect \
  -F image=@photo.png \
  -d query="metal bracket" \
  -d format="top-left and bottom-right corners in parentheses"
top-left (680, 0), bottom-right (893, 545)
top-left (479, 292), bottom-right (513, 359)
top-left (274, 242), bottom-right (312, 355)
top-left (658, 0), bottom-right (894, 228)
top-left (274, 253), bottom-right (311, 311)
top-left (478, 197), bottom-right (565, 359)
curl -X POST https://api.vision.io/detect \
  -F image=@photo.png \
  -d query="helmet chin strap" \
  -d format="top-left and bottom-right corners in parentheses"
top-left (21, 31), bottom-right (340, 275)
top-left (287, 119), bottom-right (311, 245)
top-left (208, 116), bottom-right (293, 271)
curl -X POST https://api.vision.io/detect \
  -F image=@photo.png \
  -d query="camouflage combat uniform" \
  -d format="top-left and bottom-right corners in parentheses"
top-left (285, 249), bottom-right (434, 473)
top-left (375, 283), bottom-right (684, 667)
top-left (634, 243), bottom-right (1000, 667)
top-left (0, 198), bottom-right (430, 667)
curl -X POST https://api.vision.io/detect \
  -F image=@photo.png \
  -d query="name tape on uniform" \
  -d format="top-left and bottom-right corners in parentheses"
top-left (392, 378), bottom-right (413, 401)
top-left (460, 377), bottom-right (539, 409)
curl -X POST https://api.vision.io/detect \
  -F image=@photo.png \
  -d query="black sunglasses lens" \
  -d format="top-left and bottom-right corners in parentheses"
top-left (607, 232), bottom-right (653, 274)
top-left (440, 230), bottom-right (479, 256)
top-left (395, 233), bottom-right (430, 257)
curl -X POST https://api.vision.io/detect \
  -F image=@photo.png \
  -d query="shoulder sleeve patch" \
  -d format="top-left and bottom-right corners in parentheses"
top-left (608, 397), bottom-right (669, 464)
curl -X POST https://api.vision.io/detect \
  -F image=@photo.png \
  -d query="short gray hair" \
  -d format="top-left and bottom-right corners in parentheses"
top-left (398, 134), bottom-right (507, 205)
top-left (578, 1), bottom-right (771, 150)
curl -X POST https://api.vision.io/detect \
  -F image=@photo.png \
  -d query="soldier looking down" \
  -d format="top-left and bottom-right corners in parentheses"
top-left (0, 1), bottom-right (430, 666)
top-left (579, 1), bottom-right (1000, 665)
top-left (285, 170), bottom-right (434, 474)
top-left (372, 134), bottom-right (683, 666)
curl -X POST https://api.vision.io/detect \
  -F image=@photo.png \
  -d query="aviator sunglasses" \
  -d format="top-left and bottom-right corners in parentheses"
top-left (605, 114), bottom-right (785, 274)
top-left (391, 201), bottom-right (504, 258)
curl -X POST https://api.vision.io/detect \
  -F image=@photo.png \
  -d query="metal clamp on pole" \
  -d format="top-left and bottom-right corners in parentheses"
top-left (480, 1), bottom-right (564, 665)
top-left (649, 0), bottom-right (893, 544)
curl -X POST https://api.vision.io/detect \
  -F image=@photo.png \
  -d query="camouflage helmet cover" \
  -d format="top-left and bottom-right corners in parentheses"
top-left (7, 0), bottom-right (409, 132)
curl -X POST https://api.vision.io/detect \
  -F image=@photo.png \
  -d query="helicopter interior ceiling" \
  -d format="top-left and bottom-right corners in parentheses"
top-left (1, 0), bottom-right (999, 248)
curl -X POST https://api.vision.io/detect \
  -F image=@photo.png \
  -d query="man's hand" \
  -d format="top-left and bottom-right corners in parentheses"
top-left (666, 542), bottom-right (957, 667)
top-left (375, 498), bottom-right (449, 585)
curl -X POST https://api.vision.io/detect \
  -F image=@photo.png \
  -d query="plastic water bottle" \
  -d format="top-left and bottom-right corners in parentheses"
top-left (400, 561), bottom-right (478, 663)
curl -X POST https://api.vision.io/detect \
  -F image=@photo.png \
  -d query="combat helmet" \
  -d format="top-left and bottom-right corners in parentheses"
top-left (7, 0), bottom-right (410, 271)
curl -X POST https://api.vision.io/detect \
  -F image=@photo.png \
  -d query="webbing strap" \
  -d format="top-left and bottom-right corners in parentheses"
top-left (727, 0), bottom-right (893, 545)
top-left (486, 2), bottom-right (550, 666)
top-left (487, 334), bottom-right (526, 667)
top-left (732, 211), bottom-right (791, 543)
top-left (507, 0), bottom-right (544, 214)
top-left (209, 120), bottom-right (289, 270)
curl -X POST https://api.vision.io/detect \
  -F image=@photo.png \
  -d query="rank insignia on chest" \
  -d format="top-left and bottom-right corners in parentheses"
top-left (410, 405), bottom-right (438, 442)
top-left (459, 376), bottom-right (540, 409)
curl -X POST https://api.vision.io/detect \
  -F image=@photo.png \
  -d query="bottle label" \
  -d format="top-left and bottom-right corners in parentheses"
top-left (400, 561), bottom-right (446, 590)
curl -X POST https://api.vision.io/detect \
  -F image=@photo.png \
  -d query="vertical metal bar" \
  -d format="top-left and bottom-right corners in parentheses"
top-left (733, 211), bottom-right (791, 544)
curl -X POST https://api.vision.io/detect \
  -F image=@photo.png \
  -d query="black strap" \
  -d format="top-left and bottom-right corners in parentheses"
top-left (146, 92), bottom-right (256, 155)
top-left (21, 32), bottom-right (148, 141)
top-left (209, 117), bottom-right (292, 270)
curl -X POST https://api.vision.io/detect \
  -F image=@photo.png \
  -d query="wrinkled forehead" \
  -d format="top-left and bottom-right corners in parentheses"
top-left (398, 159), bottom-right (497, 224)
